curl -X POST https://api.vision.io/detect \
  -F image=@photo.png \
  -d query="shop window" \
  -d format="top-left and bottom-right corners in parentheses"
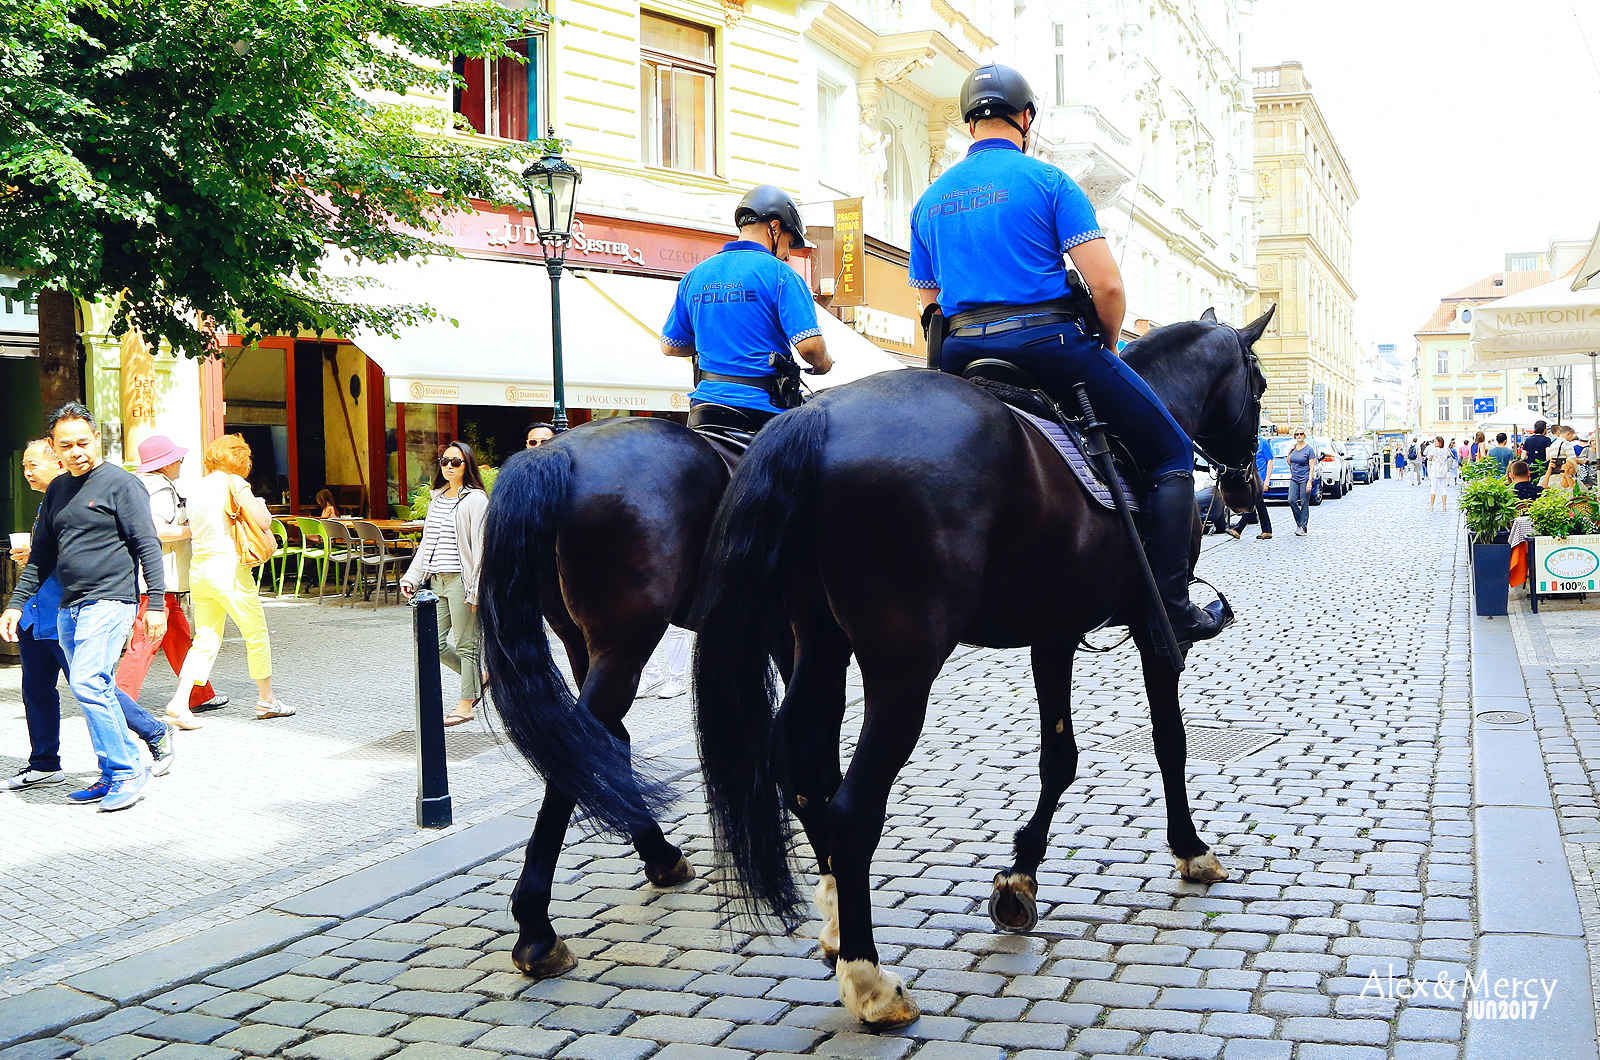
top-left (1436, 397), bottom-right (1450, 422)
top-left (455, 33), bottom-right (547, 141)
top-left (641, 12), bottom-right (716, 174)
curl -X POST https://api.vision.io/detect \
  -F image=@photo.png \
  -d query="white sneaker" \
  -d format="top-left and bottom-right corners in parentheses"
top-left (2, 768), bottom-right (66, 790)
top-left (658, 676), bottom-right (690, 698)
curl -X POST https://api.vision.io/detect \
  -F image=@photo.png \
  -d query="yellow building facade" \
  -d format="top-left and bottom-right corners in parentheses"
top-left (1415, 269), bottom-right (1548, 441)
top-left (1249, 63), bottom-right (1359, 439)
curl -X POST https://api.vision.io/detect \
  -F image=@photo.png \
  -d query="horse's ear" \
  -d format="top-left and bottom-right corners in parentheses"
top-left (1200, 307), bottom-right (1218, 323)
top-left (1240, 303), bottom-right (1277, 346)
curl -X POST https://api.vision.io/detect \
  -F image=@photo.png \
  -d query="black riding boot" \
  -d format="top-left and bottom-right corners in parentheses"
top-left (1145, 471), bottom-right (1232, 644)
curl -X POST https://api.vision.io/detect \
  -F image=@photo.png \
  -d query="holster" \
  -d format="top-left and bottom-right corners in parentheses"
top-left (694, 354), bottom-right (806, 409)
top-left (1063, 269), bottom-right (1105, 348)
top-left (922, 302), bottom-right (948, 370)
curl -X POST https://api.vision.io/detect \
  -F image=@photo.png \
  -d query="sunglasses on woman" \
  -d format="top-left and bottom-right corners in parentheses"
top-left (439, 457), bottom-right (466, 468)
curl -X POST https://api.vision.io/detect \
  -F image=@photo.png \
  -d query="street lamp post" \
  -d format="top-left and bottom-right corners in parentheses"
top-left (1536, 372), bottom-right (1549, 419)
top-left (524, 137), bottom-right (583, 432)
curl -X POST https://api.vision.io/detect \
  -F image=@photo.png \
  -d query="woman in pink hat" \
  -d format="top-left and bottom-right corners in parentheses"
top-left (114, 434), bottom-right (226, 728)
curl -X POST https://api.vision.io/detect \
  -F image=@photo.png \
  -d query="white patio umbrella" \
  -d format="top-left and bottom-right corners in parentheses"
top-left (1466, 274), bottom-right (1600, 434)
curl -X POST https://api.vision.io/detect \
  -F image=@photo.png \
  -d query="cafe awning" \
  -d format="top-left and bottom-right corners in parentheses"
top-left (341, 254), bottom-right (902, 410)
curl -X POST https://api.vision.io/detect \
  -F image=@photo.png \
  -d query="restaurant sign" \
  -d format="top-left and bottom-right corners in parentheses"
top-left (435, 201), bottom-right (730, 277)
top-left (1532, 534), bottom-right (1600, 595)
top-left (390, 374), bottom-right (690, 412)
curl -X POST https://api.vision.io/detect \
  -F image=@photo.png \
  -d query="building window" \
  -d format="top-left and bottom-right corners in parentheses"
top-left (455, 33), bottom-right (547, 141)
top-left (1435, 349), bottom-right (1449, 376)
top-left (1054, 23), bottom-right (1066, 104)
top-left (641, 12), bottom-right (716, 174)
top-left (1461, 396), bottom-right (1475, 421)
top-left (1437, 397), bottom-right (1450, 422)
top-left (817, 78), bottom-right (841, 187)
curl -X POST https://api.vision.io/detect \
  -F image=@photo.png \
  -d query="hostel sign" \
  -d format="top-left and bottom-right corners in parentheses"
top-left (832, 198), bottom-right (865, 308)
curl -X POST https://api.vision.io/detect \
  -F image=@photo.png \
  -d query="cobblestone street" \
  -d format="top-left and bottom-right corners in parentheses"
top-left (3, 477), bottom-right (1597, 1060)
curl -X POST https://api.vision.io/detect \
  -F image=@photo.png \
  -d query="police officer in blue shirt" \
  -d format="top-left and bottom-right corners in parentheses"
top-left (662, 186), bottom-right (832, 430)
top-left (911, 63), bottom-right (1225, 647)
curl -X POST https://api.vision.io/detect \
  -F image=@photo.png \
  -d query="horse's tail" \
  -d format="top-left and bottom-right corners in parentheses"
top-left (691, 404), bottom-right (828, 927)
top-left (480, 448), bottom-right (671, 840)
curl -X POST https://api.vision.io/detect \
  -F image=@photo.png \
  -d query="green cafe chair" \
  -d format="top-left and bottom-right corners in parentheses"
top-left (268, 518), bottom-right (304, 597)
top-left (295, 517), bottom-right (331, 597)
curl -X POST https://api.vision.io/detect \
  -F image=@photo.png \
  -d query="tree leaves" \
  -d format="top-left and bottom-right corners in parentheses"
top-left (0, 0), bottom-right (549, 354)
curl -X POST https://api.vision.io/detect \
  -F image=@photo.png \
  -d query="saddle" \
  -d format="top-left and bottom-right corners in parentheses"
top-left (689, 403), bottom-right (764, 472)
top-left (961, 359), bottom-right (1141, 512)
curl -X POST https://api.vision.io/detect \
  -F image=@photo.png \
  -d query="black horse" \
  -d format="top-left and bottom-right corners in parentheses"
top-left (690, 308), bottom-right (1271, 1027)
top-left (478, 417), bottom-right (729, 979)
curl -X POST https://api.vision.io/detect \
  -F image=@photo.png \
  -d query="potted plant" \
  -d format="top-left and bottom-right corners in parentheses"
top-left (1461, 476), bottom-right (1518, 616)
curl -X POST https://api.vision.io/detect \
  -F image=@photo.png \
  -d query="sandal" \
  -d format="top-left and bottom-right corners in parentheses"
top-left (443, 709), bottom-right (475, 727)
top-left (164, 710), bottom-right (203, 731)
top-left (256, 700), bottom-right (297, 719)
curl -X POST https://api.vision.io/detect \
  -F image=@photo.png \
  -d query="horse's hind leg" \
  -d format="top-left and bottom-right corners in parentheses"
top-left (774, 608), bottom-right (853, 963)
top-left (990, 642), bottom-right (1080, 933)
top-left (511, 630), bottom-right (589, 979)
top-left (1131, 628), bottom-right (1227, 884)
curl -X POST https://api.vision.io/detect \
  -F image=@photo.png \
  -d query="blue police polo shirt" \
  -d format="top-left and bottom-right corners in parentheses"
top-left (909, 139), bottom-right (1104, 316)
top-left (662, 240), bottom-right (822, 413)
top-left (1256, 436), bottom-right (1274, 480)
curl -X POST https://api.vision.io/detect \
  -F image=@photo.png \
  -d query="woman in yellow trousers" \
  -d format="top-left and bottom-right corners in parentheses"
top-left (162, 435), bottom-right (294, 727)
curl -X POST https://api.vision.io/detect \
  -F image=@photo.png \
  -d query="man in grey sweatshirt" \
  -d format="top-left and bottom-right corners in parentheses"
top-left (1, 404), bottom-right (167, 812)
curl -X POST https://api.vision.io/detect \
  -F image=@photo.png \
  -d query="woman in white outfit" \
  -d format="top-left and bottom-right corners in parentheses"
top-left (400, 441), bottom-right (489, 726)
top-left (1427, 435), bottom-right (1453, 512)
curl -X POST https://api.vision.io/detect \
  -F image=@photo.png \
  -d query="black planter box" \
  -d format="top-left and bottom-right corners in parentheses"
top-left (1472, 542), bottom-right (1512, 617)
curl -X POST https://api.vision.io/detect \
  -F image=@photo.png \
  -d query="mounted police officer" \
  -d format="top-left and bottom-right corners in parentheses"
top-left (661, 185), bottom-right (832, 430)
top-left (911, 63), bottom-right (1226, 647)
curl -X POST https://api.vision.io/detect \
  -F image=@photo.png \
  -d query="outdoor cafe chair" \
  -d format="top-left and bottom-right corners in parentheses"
top-left (319, 519), bottom-right (360, 606)
top-left (266, 518), bottom-right (304, 597)
top-left (294, 517), bottom-right (331, 598)
top-left (351, 520), bottom-right (403, 606)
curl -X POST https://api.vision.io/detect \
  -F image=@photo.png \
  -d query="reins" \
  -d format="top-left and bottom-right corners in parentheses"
top-left (1190, 336), bottom-right (1264, 484)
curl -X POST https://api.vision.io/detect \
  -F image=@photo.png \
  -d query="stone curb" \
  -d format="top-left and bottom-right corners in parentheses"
top-left (1465, 610), bottom-right (1599, 1060)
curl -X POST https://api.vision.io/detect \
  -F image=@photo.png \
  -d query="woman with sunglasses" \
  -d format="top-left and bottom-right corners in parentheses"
top-left (401, 441), bottom-right (490, 726)
top-left (1285, 429), bottom-right (1315, 536)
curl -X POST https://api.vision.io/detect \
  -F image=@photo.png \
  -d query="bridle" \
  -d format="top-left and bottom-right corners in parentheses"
top-left (1191, 336), bottom-right (1265, 486)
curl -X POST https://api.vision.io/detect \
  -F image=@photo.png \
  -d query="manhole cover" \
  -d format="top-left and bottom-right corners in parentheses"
top-left (1089, 725), bottom-right (1281, 764)
top-left (332, 731), bottom-right (504, 761)
top-left (1476, 710), bottom-right (1530, 725)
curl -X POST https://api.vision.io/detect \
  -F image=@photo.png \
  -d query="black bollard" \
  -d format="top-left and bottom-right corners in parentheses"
top-left (411, 588), bottom-right (453, 828)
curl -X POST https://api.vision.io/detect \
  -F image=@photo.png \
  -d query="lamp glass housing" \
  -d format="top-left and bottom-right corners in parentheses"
top-left (524, 152), bottom-right (583, 243)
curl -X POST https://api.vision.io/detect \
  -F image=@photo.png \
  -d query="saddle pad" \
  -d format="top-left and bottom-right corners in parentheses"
top-left (1010, 408), bottom-right (1138, 513)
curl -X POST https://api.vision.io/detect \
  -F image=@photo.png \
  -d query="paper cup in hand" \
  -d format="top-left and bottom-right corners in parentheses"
top-left (8, 533), bottom-right (28, 550)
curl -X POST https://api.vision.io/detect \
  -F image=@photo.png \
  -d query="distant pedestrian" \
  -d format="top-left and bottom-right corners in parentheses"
top-left (1521, 420), bottom-right (1551, 473)
top-left (2, 438), bottom-right (173, 792)
top-left (525, 423), bottom-right (556, 449)
top-left (1, 405), bottom-right (168, 811)
top-left (114, 435), bottom-right (226, 713)
top-left (1428, 435), bottom-right (1452, 511)
top-left (1285, 429), bottom-right (1315, 536)
top-left (1446, 442), bottom-right (1461, 486)
top-left (400, 441), bottom-right (489, 727)
top-left (1394, 448), bottom-right (1406, 478)
top-left (1509, 460), bottom-right (1542, 502)
top-left (1488, 433), bottom-right (1514, 475)
top-left (1470, 431), bottom-right (1487, 462)
top-left (1228, 431), bottom-right (1275, 540)
top-left (1408, 439), bottom-right (1422, 484)
top-left (640, 626), bottom-right (691, 699)
top-left (162, 435), bottom-right (293, 723)
top-left (1546, 426), bottom-right (1577, 475)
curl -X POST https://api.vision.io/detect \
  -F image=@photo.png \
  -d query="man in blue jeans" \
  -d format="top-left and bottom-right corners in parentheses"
top-left (1226, 428), bottom-right (1276, 540)
top-left (2, 405), bottom-right (168, 812)
top-left (4, 438), bottom-right (173, 792)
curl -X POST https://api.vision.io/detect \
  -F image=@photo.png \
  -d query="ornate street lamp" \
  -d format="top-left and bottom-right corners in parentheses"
top-left (1535, 372), bottom-right (1549, 417)
top-left (524, 136), bottom-right (583, 432)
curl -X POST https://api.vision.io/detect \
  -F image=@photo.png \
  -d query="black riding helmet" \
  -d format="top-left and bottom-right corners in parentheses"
top-left (734, 185), bottom-right (815, 250)
top-left (960, 63), bottom-right (1037, 136)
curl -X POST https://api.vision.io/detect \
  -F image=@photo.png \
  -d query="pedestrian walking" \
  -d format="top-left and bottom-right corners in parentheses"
top-left (400, 441), bottom-right (489, 726)
top-left (1428, 435), bottom-right (1453, 511)
top-left (640, 625), bottom-right (691, 698)
top-left (1285, 428), bottom-right (1314, 535)
top-left (1446, 441), bottom-right (1461, 486)
top-left (3, 438), bottom-right (174, 791)
top-left (1, 405), bottom-right (168, 811)
top-left (1521, 420), bottom-right (1551, 473)
top-left (161, 435), bottom-right (293, 724)
top-left (1227, 430), bottom-right (1275, 540)
top-left (1488, 433), bottom-right (1515, 475)
top-left (114, 435), bottom-right (226, 712)
top-left (1408, 439), bottom-right (1422, 484)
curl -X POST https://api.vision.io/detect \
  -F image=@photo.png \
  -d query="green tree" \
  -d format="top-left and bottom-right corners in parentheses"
top-left (0, 0), bottom-right (546, 411)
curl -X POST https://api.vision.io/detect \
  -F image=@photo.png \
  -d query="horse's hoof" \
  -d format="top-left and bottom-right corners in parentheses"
top-left (513, 937), bottom-right (578, 979)
top-left (838, 958), bottom-right (920, 1029)
top-left (645, 855), bottom-right (695, 887)
top-left (1176, 851), bottom-right (1228, 883)
top-left (988, 872), bottom-right (1039, 933)
top-left (815, 874), bottom-right (840, 965)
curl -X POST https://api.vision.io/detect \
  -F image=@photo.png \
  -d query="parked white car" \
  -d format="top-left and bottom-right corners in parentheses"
top-left (1310, 436), bottom-right (1354, 498)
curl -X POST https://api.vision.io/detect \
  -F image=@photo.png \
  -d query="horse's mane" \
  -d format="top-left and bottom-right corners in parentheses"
top-left (1120, 320), bottom-right (1214, 372)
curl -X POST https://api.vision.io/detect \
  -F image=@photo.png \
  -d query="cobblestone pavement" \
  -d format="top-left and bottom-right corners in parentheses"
top-left (0, 479), bottom-right (1561, 1060)
top-left (0, 594), bottom-right (691, 996)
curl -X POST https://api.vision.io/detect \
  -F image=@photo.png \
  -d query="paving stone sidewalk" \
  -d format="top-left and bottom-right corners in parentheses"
top-left (2, 481), bottom-right (1593, 1060)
